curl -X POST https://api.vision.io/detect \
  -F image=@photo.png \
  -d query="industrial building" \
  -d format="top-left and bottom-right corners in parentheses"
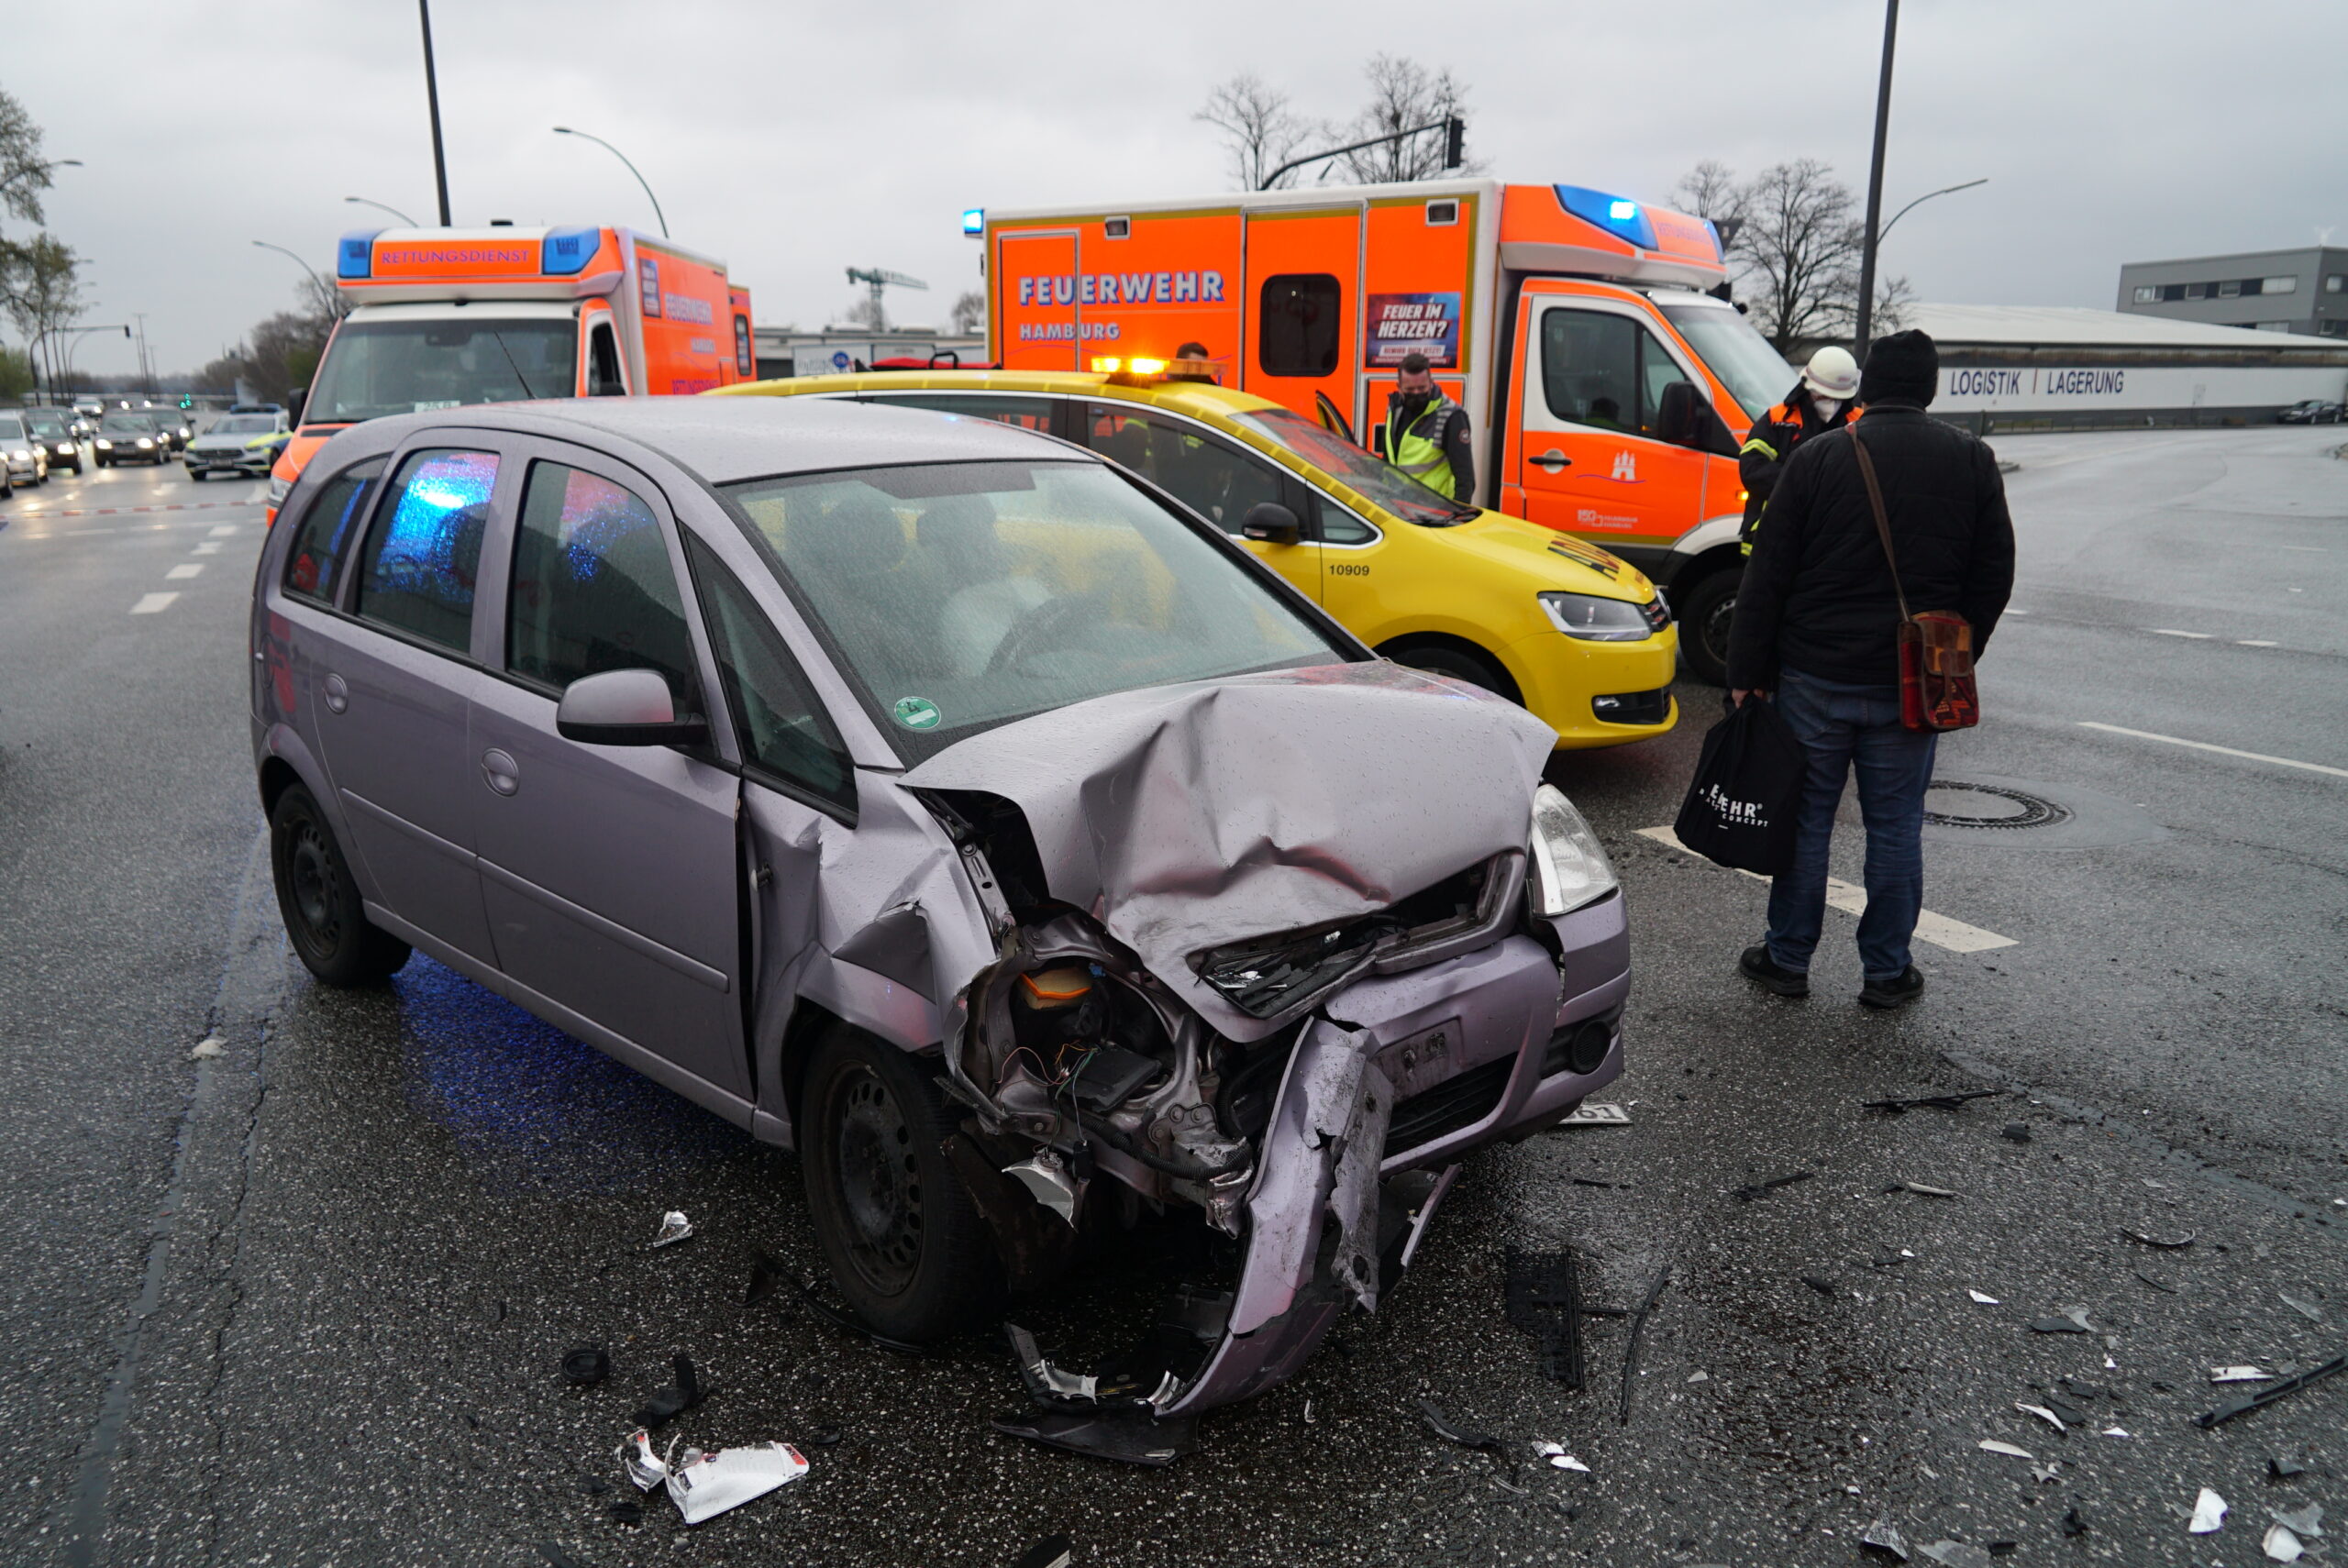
top-left (1909, 304), bottom-right (2348, 431)
top-left (2116, 247), bottom-right (2348, 338)
top-left (749, 325), bottom-right (986, 382)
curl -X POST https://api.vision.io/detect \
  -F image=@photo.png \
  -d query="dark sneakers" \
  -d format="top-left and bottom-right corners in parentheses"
top-left (1739, 944), bottom-right (1811, 999)
top-left (1860, 966), bottom-right (1926, 1010)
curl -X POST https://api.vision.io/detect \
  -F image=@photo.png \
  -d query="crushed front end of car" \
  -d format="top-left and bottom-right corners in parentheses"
top-left (804, 663), bottom-right (1628, 1461)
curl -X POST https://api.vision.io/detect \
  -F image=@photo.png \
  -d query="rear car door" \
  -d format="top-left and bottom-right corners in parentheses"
top-left (1514, 295), bottom-right (1711, 549)
top-left (303, 442), bottom-right (508, 961)
top-left (1081, 403), bottom-right (1324, 602)
top-left (465, 442), bottom-right (748, 1099)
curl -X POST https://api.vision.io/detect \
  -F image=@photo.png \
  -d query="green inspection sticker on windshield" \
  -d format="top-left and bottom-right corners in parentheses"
top-left (892, 696), bottom-right (942, 731)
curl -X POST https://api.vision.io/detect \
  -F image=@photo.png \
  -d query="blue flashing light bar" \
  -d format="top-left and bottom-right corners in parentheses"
top-left (337, 230), bottom-right (384, 280)
top-left (541, 226), bottom-right (599, 276)
top-left (1553, 185), bottom-right (1656, 252)
top-left (961, 207), bottom-right (985, 237)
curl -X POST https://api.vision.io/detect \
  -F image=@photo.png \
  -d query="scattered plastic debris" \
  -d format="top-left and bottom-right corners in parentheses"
top-left (1012, 1537), bottom-right (1075, 1568)
top-left (608, 1498), bottom-right (642, 1526)
top-left (2000, 1123), bottom-right (2031, 1143)
top-left (1418, 1399), bottom-right (1506, 1455)
top-left (1977, 1440), bottom-right (2034, 1459)
top-left (1502, 1247), bottom-right (1585, 1387)
top-left (2134, 1269), bottom-right (2179, 1295)
top-left (1734, 1171), bottom-right (1811, 1201)
top-left (1863, 1089), bottom-right (2001, 1113)
top-left (537, 1544), bottom-right (588, 1568)
top-left (2102, 1427), bottom-right (2132, 1438)
top-left (2196, 1355), bottom-right (2347, 1428)
top-left (1533, 1441), bottom-right (1590, 1473)
top-left (1859, 1518), bottom-right (1911, 1560)
top-left (648, 1210), bottom-right (693, 1249)
top-left (1619, 1264), bottom-right (1671, 1426)
top-left (1873, 1248), bottom-right (1911, 1268)
top-left (1556, 1101), bottom-right (1630, 1127)
top-left (1967, 1290), bottom-right (2000, 1305)
top-left (1918, 1540), bottom-right (1995, 1568)
top-left (1888, 1181), bottom-right (1961, 1198)
top-left (743, 1252), bottom-right (783, 1308)
top-left (2016, 1401), bottom-right (2066, 1432)
top-left (2266, 1523), bottom-right (2307, 1562)
top-left (2062, 1507), bottom-right (2089, 1538)
top-left (2271, 1456), bottom-right (2309, 1480)
top-left (619, 1429), bottom-right (670, 1491)
top-left (633, 1355), bottom-right (705, 1430)
top-left (1802, 1275), bottom-right (1838, 1297)
top-left (2031, 1463), bottom-right (2060, 1484)
top-left (2189, 1487), bottom-right (2229, 1535)
top-left (2280, 1292), bottom-right (2328, 1325)
top-left (664, 1440), bottom-right (809, 1526)
top-left (561, 1346), bottom-right (611, 1387)
top-left (188, 1035), bottom-right (226, 1061)
top-left (801, 1424), bottom-right (841, 1448)
top-left (2120, 1227), bottom-right (2195, 1249)
top-left (2270, 1504), bottom-right (2326, 1538)
top-left (2213, 1365), bottom-right (2276, 1383)
top-left (2030, 1307), bottom-right (2094, 1334)
top-left (1687, 1370), bottom-right (1710, 1383)
top-left (1007, 1323), bottom-right (1102, 1408)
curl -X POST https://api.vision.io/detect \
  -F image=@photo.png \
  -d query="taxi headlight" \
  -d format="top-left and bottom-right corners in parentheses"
top-left (1527, 783), bottom-right (1618, 918)
top-left (1539, 591), bottom-right (1652, 641)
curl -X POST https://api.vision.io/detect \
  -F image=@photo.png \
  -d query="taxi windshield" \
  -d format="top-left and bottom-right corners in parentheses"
top-left (1655, 299), bottom-right (1800, 421)
top-left (1218, 405), bottom-right (1476, 525)
top-left (308, 316), bottom-right (578, 422)
top-left (722, 459), bottom-right (1341, 761)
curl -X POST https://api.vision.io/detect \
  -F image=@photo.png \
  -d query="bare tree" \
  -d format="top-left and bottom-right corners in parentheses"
top-left (1870, 272), bottom-right (1914, 337)
top-left (950, 289), bottom-right (985, 336)
top-left (1331, 55), bottom-right (1479, 183)
top-left (5, 233), bottom-right (84, 393)
top-left (1675, 160), bottom-right (1746, 246)
top-left (1195, 72), bottom-right (1307, 191)
top-left (1676, 160), bottom-right (1863, 351)
top-left (841, 295), bottom-right (884, 330)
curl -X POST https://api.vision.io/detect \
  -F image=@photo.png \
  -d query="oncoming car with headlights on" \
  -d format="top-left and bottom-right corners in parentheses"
top-left (714, 365), bottom-right (1679, 748)
top-left (250, 396), bottom-right (1630, 1461)
top-left (94, 412), bottom-right (170, 466)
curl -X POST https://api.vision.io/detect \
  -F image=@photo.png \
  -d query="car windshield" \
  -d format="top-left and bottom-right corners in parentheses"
top-left (211, 414), bottom-right (278, 435)
top-left (306, 316), bottom-right (579, 422)
top-left (101, 414), bottom-right (154, 432)
top-left (0, 417), bottom-right (24, 440)
top-left (1217, 405), bottom-right (1476, 525)
top-left (25, 414), bottom-right (67, 437)
top-left (1655, 299), bottom-right (1800, 421)
top-left (722, 459), bottom-right (1343, 760)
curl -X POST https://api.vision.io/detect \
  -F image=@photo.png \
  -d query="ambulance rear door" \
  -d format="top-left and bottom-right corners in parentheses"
top-left (995, 230), bottom-right (1082, 370)
top-left (1357, 191), bottom-right (1479, 461)
top-left (1241, 204), bottom-right (1361, 431)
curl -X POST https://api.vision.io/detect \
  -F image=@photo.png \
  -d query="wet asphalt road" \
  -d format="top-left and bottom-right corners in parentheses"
top-left (4, 427), bottom-right (2345, 1567)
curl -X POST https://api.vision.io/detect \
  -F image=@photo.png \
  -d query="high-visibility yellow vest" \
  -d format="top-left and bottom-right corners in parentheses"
top-left (1390, 395), bottom-right (1459, 499)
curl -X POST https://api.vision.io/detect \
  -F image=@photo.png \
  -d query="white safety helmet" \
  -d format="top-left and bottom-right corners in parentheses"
top-left (1801, 345), bottom-right (1860, 401)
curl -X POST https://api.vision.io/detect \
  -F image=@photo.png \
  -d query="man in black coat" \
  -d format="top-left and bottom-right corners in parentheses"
top-left (1723, 330), bottom-right (2015, 1009)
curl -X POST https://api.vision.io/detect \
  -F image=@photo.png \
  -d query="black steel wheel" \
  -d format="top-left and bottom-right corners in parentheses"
top-left (1677, 567), bottom-right (1739, 687)
top-left (800, 1029), bottom-right (999, 1342)
top-left (270, 782), bottom-right (410, 987)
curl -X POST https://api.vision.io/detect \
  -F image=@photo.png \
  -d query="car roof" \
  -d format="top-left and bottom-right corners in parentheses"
top-left (717, 368), bottom-right (1283, 425)
top-left (349, 394), bottom-right (1083, 485)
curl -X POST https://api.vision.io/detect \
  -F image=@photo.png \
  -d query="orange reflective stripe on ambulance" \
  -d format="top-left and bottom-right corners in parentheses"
top-left (265, 225), bottom-right (753, 524)
top-left (980, 181), bottom-right (1804, 684)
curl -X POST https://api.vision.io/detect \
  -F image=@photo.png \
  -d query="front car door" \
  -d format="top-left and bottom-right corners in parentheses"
top-left (1513, 292), bottom-right (1711, 551)
top-left (465, 441), bottom-right (748, 1100)
top-left (1081, 402), bottom-right (1324, 602)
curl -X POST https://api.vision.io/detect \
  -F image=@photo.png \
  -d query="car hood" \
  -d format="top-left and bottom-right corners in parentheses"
top-left (899, 661), bottom-right (1556, 1039)
top-left (1441, 511), bottom-right (1656, 600)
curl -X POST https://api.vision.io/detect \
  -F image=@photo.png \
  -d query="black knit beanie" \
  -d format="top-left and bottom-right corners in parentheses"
top-left (1858, 329), bottom-right (1939, 406)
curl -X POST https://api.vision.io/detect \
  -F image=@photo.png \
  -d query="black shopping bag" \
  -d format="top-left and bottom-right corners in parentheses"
top-left (1673, 698), bottom-right (1807, 877)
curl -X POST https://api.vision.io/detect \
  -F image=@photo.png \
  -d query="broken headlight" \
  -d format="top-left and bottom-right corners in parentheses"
top-left (1194, 918), bottom-right (1391, 1019)
top-left (1527, 784), bottom-right (1617, 917)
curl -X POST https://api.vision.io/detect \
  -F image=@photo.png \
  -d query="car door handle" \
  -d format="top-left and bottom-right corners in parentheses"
top-left (481, 748), bottom-right (520, 797)
top-left (1533, 449), bottom-right (1572, 470)
top-left (322, 672), bottom-right (349, 714)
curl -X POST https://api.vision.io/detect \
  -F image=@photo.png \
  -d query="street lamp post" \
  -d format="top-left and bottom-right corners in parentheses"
top-left (61, 324), bottom-right (131, 392)
top-left (551, 127), bottom-right (668, 237)
top-left (344, 195), bottom-right (420, 226)
top-left (252, 240), bottom-right (341, 315)
top-left (1876, 178), bottom-right (1988, 248)
top-left (1852, 0), bottom-right (1900, 355)
top-left (417, 0), bottom-right (452, 226)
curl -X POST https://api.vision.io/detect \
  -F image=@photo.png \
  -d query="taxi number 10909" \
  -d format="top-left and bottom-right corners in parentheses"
top-left (1329, 563), bottom-right (1371, 577)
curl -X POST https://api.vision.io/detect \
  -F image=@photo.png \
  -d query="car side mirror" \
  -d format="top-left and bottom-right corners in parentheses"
top-left (1656, 381), bottom-right (1706, 447)
top-left (286, 387), bottom-right (307, 425)
top-left (555, 668), bottom-right (709, 746)
top-left (1240, 502), bottom-right (1301, 546)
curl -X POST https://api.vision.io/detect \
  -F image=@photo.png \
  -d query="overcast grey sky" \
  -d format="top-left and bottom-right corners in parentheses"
top-left (9, 0), bottom-right (2345, 380)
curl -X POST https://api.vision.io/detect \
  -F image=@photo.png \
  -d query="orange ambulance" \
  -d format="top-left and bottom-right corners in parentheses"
top-left (980, 180), bottom-right (1802, 682)
top-left (266, 225), bottom-right (754, 523)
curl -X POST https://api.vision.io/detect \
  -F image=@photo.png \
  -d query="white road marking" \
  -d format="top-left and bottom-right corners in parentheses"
top-left (2077, 723), bottom-right (2348, 780)
top-left (2148, 628), bottom-right (2212, 639)
top-left (129, 592), bottom-right (179, 614)
top-left (2236, 639), bottom-right (2278, 647)
top-left (193, 541), bottom-right (222, 555)
top-left (164, 563), bottom-right (203, 580)
top-left (208, 525), bottom-right (238, 537)
top-left (1634, 826), bottom-right (2018, 953)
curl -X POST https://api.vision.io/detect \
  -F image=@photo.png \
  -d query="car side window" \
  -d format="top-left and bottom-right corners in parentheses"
top-left (506, 460), bottom-right (703, 712)
top-left (282, 456), bottom-right (386, 604)
top-left (684, 535), bottom-right (856, 815)
top-left (352, 448), bottom-right (497, 654)
top-left (1084, 405), bottom-right (1283, 534)
top-left (1637, 331), bottom-right (1693, 441)
top-left (862, 392), bottom-right (1057, 435)
top-left (1309, 494), bottom-right (1377, 546)
top-left (1539, 308), bottom-right (1640, 432)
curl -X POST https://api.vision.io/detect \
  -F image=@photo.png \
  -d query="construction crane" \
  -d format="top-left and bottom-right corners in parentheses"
top-left (846, 267), bottom-right (927, 332)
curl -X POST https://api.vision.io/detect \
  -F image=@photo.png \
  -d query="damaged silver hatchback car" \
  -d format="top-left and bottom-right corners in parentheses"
top-left (249, 398), bottom-right (1628, 1460)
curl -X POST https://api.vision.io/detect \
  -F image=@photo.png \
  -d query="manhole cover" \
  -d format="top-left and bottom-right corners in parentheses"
top-left (1923, 782), bottom-right (2070, 830)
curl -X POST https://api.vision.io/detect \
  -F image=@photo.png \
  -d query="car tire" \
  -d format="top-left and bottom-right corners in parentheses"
top-left (270, 782), bottom-right (411, 987)
top-left (1675, 567), bottom-right (1740, 688)
top-left (1383, 638), bottom-right (1519, 702)
top-left (800, 1027), bottom-right (1001, 1343)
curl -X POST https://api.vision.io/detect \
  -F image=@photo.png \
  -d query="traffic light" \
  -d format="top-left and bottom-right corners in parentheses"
top-left (179, 394), bottom-right (194, 410)
top-left (1443, 116), bottom-right (1465, 171)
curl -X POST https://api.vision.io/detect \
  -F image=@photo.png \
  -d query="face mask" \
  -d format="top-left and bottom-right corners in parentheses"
top-left (1811, 397), bottom-right (1843, 421)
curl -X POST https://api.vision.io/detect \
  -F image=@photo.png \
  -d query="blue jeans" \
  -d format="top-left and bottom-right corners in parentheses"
top-left (1764, 668), bottom-right (1939, 981)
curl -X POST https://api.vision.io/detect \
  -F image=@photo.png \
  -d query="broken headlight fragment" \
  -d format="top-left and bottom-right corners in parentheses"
top-left (1528, 784), bottom-right (1618, 917)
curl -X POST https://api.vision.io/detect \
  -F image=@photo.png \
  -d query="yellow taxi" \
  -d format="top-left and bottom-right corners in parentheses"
top-left (711, 364), bottom-right (1677, 748)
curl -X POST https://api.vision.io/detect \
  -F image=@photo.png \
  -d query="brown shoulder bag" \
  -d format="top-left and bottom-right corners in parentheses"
top-left (1849, 431), bottom-right (1980, 732)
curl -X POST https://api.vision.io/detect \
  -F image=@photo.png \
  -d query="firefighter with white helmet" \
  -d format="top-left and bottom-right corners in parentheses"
top-left (1738, 345), bottom-right (1860, 555)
